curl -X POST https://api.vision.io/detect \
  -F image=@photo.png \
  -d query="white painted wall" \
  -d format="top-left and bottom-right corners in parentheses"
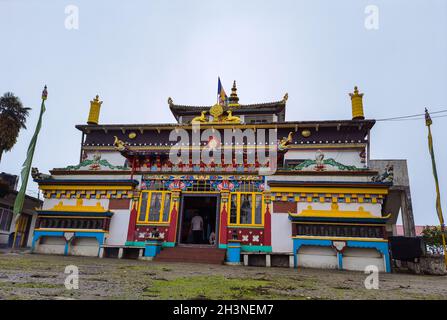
top-left (342, 247), bottom-right (385, 272)
top-left (69, 237), bottom-right (99, 257)
top-left (297, 246), bottom-right (338, 269)
top-left (271, 213), bottom-right (293, 253)
top-left (34, 236), bottom-right (65, 255)
top-left (106, 209), bottom-right (130, 245)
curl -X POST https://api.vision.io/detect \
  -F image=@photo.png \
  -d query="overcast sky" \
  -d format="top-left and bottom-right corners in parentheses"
top-left (0, 0), bottom-right (446, 225)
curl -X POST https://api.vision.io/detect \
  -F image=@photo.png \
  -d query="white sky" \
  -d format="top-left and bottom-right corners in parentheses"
top-left (0, 0), bottom-right (446, 225)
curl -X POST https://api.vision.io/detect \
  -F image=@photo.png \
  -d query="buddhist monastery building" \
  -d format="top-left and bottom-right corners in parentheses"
top-left (30, 82), bottom-right (415, 272)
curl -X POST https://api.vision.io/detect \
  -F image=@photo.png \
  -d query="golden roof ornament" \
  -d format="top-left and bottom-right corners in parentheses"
top-left (113, 136), bottom-right (126, 151)
top-left (87, 94), bottom-right (103, 125)
top-left (349, 86), bottom-right (365, 120)
top-left (167, 97), bottom-right (174, 106)
top-left (210, 103), bottom-right (224, 119)
top-left (228, 80), bottom-right (240, 107)
top-left (223, 110), bottom-right (241, 123)
top-left (191, 111), bottom-right (208, 123)
top-left (282, 93), bottom-right (289, 103)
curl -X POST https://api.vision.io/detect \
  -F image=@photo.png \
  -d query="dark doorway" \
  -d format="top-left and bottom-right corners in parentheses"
top-left (179, 195), bottom-right (218, 246)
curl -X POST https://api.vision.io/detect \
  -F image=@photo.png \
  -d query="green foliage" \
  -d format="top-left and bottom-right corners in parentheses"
top-left (144, 276), bottom-right (273, 300)
top-left (0, 92), bottom-right (31, 160)
top-left (421, 225), bottom-right (447, 255)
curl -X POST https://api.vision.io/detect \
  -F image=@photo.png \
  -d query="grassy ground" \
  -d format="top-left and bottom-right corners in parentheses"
top-left (0, 251), bottom-right (446, 300)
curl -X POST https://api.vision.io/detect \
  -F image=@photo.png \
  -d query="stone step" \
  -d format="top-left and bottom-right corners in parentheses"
top-left (155, 247), bottom-right (226, 265)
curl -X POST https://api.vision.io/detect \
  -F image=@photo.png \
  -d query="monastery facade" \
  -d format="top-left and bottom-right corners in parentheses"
top-left (31, 82), bottom-right (415, 272)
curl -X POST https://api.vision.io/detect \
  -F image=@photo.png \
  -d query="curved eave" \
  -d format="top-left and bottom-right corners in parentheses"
top-left (75, 119), bottom-right (376, 133)
top-left (169, 101), bottom-right (286, 120)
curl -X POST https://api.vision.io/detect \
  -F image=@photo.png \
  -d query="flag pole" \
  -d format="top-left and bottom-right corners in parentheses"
top-left (11, 86), bottom-right (48, 249)
top-left (425, 108), bottom-right (447, 267)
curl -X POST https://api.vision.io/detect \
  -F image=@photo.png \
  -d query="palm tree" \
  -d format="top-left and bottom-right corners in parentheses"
top-left (0, 92), bottom-right (31, 162)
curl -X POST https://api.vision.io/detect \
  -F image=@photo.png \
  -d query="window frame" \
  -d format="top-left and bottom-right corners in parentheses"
top-left (228, 192), bottom-right (264, 227)
top-left (137, 191), bottom-right (172, 224)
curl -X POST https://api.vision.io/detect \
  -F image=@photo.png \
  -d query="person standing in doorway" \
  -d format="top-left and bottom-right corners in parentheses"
top-left (191, 212), bottom-right (204, 244)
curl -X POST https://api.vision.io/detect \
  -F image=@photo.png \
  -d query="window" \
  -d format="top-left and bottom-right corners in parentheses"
top-left (230, 194), bottom-right (237, 224)
top-left (138, 191), bottom-right (171, 223)
top-left (228, 193), bottom-right (263, 226)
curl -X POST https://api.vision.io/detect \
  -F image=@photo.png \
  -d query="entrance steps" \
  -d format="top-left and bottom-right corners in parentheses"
top-left (154, 246), bottom-right (226, 265)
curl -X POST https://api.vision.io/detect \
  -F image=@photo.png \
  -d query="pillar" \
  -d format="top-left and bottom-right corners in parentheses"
top-left (401, 187), bottom-right (416, 237)
top-left (337, 252), bottom-right (343, 270)
top-left (266, 254), bottom-right (271, 267)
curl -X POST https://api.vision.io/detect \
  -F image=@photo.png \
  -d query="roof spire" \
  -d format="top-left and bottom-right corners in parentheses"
top-left (349, 86), bottom-right (365, 120)
top-left (228, 80), bottom-right (240, 107)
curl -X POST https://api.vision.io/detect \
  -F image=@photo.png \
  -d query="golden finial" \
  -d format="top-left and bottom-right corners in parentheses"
top-left (87, 94), bottom-right (103, 125)
top-left (283, 93), bottom-right (288, 103)
top-left (349, 86), bottom-right (365, 120)
top-left (168, 97), bottom-right (173, 106)
top-left (228, 80), bottom-right (240, 107)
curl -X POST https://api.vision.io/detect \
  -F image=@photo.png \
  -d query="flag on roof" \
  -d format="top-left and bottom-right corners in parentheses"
top-left (217, 77), bottom-right (228, 106)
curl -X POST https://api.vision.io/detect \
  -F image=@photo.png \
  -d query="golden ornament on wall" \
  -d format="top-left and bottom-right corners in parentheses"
top-left (301, 129), bottom-right (311, 138)
top-left (128, 132), bottom-right (137, 139)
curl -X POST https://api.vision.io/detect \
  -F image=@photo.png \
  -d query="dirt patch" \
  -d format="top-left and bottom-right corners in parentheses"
top-left (0, 253), bottom-right (446, 300)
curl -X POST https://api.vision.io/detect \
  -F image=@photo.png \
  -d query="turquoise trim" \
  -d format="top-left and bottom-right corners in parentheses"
top-left (220, 244), bottom-right (272, 252)
top-left (241, 245), bottom-right (272, 252)
top-left (125, 240), bottom-right (175, 248)
top-left (125, 241), bottom-right (146, 247)
top-left (32, 230), bottom-right (105, 256)
top-left (162, 242), bottom-right (176, 248)
top-left (337, 252), bottom-right (343, 270)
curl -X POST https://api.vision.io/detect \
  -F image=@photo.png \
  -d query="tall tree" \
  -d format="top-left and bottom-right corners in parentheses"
top-left (0, 92), bottom-right (31, 162)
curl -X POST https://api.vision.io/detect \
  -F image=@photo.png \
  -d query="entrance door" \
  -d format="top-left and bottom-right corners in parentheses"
top-left (178, 195), bottom-right (219, 246)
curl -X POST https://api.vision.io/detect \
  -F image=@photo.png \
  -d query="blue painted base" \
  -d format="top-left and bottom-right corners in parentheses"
top-left (292, 238), bottom-right (391, 272)
top-left (32, 230), bottom-right (105, 256)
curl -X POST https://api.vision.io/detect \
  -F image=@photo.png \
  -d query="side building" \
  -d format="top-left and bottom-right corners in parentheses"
top-left (31, 83), bottom-right (415, 272)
